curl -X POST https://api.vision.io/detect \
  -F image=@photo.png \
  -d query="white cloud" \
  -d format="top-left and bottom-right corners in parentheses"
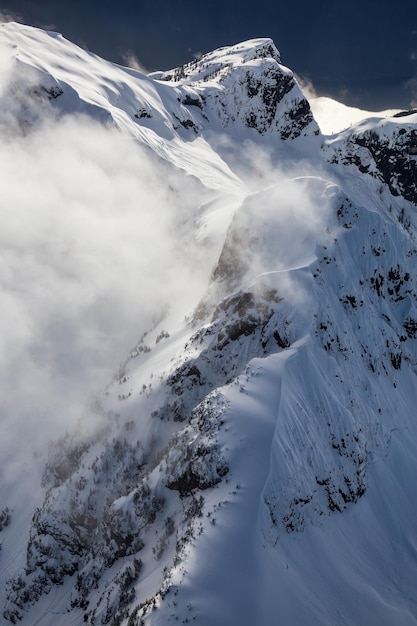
top-left (406, 77), bottom-right (417, 108)
top-left (0, 90), bottom-right (210, 488)
top-left (0, 38), bottom-right (341, 500)
top-left (294, 73), bottom-right (318, 101)
top-left (199, 130), bottom-right (337, 320)
top-left (120, 50), bottom-right (149, 74)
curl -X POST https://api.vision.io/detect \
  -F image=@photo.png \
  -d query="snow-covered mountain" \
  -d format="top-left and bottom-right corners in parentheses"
top-left (0, 21), bottom-right (416, 626)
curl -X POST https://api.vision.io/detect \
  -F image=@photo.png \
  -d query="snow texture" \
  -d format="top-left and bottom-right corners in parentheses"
top-left (0, 21), bottom-right (416, 626)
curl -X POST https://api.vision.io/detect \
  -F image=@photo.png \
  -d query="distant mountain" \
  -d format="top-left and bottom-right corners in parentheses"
top-left (0, 22), bottom-right (416, 626)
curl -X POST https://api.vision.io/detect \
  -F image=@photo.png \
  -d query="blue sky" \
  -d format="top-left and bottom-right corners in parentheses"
top-left (2, 0), bottom-right (417, 109)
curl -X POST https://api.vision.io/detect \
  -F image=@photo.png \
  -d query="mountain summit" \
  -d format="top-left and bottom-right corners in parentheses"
top-left (0, 22), bottom-right (416, 626)
top-left (151, 37), bottom-right (318, 139)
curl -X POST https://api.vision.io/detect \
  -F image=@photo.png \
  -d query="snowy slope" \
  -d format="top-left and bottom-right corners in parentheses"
top-left (0, 21), bottom-right (245, 194)
top-left (0, 21), bottom-right (416, 626)
top-left (309, 95), bottom-right (401, 134)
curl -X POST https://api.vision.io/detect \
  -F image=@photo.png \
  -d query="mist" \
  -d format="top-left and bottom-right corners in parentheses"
top-left (0, 32), bottom-right (336, 501)
top-left (0, 108), bottom-right (211, 490)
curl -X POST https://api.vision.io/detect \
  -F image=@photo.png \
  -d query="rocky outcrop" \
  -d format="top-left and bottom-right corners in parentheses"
top-left (156, 38), bottom-right (319, 138)
top-left (325, 122), bottom-right (417, 203)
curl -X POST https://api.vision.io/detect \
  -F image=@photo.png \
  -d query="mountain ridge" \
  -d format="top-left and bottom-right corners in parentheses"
top-left (0, 21), bottom-right (416, 626)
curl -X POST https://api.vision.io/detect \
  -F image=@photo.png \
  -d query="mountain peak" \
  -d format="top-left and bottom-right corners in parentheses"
top-left (1, 21), bottom-right (416, 626)
top-left (152, 36), bottom-right (318, 139)
top-left (151, 38), bottom-right (282, 84)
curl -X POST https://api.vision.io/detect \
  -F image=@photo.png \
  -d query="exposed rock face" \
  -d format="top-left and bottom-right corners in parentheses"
top-left (155, 38), bottom-right (319, 138)
top-left (325, 122), bottom-right (417, 203)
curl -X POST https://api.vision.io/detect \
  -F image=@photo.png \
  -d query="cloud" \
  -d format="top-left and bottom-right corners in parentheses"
top-left (199, 130), bottom-right (336, 320)
top-left (405, 77), bottom-right (417, 107)
top-left (120, 50), bottom-right (149, 74)
top-left (0, 40), bottom-right (336, 511)
top-left (0, 72), bottom-right (210, 492)
top-left (207, 131), bottom-right (327, 194)
top-left (240, 175), bottom-right (336, 279)
top-left (0, 10), bottom-right (21, 24)
top-left (294, 73), bottom-right (318, 101)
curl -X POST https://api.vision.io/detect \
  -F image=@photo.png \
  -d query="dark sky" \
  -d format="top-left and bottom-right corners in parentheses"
top-left (2, 0), bottom-right (417, 110)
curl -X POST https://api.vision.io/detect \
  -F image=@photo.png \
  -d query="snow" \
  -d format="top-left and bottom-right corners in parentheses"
top-left (0, 20), bottom-right (416, 626)
top-left (0, 21), bottom-right (246, 194)
top-left (310, 95), bottom-right (401, 134)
